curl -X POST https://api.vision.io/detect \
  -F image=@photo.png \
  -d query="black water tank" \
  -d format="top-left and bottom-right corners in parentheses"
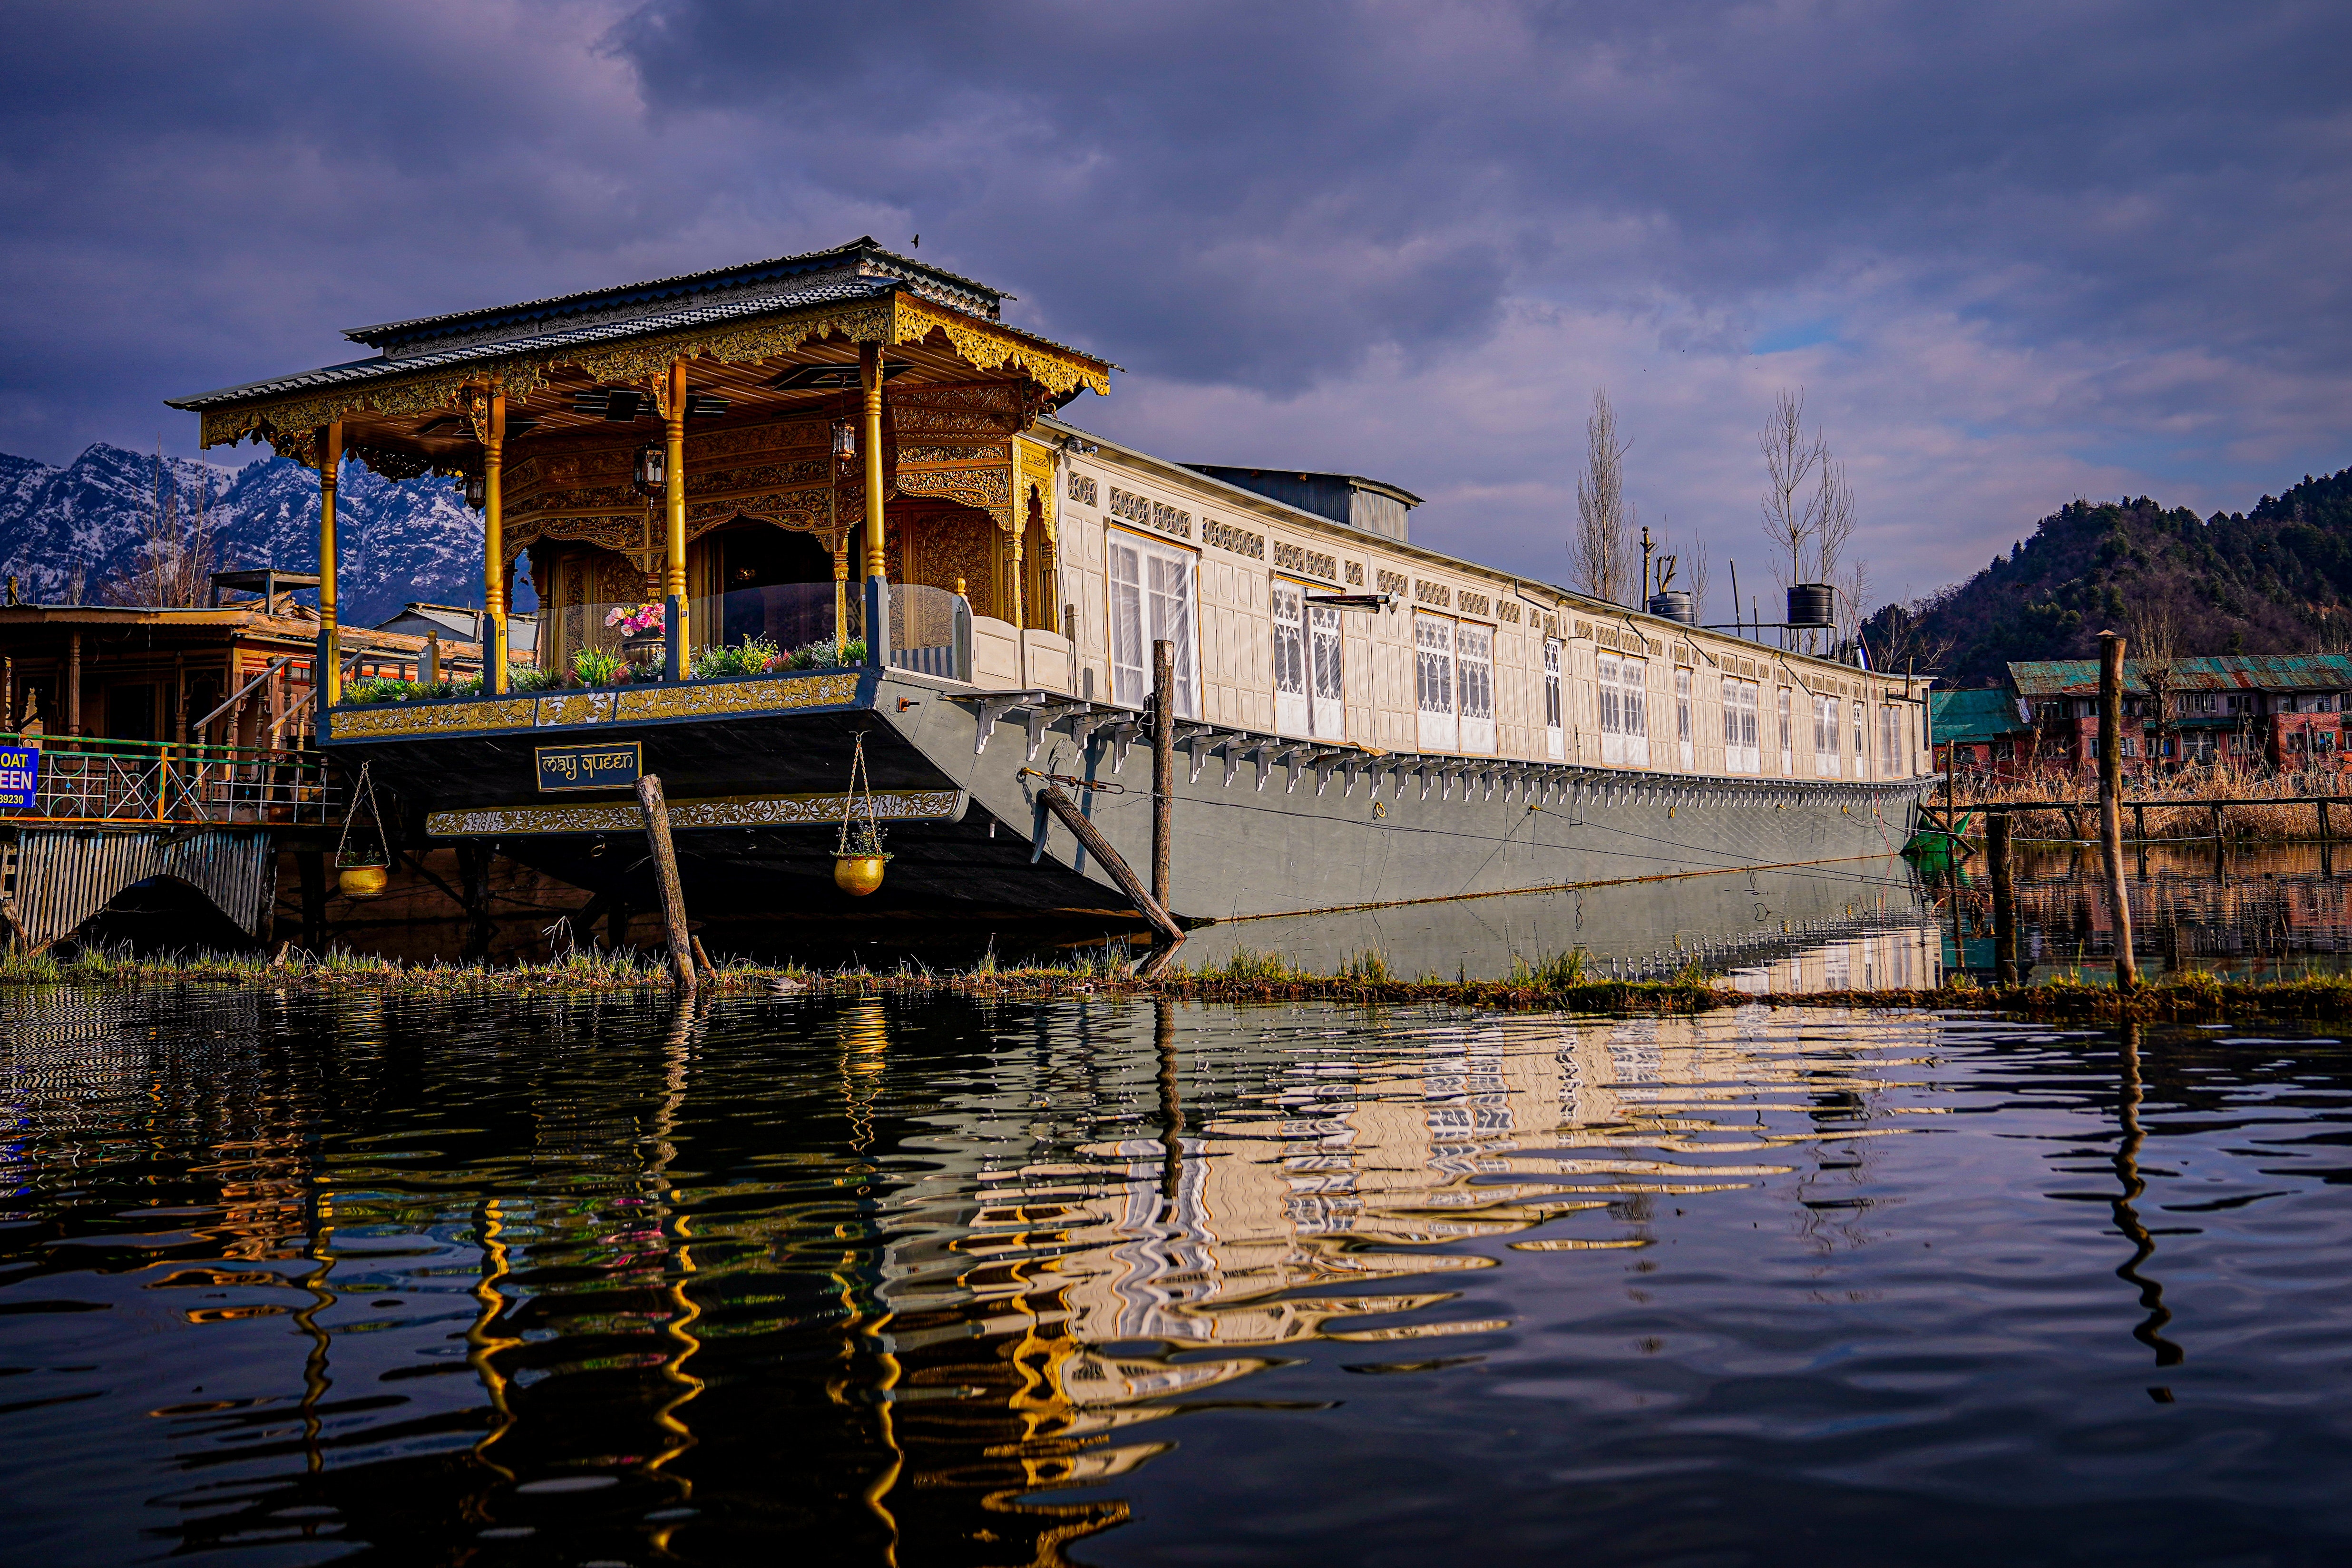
top-left (1648, 590), bottom-right (1696, 625)
top-left (1786, 583), bottom-right (1835, 627)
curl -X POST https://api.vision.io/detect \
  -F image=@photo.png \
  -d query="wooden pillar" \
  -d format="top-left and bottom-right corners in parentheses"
top-left (1989, 811), bottom-right (2019, 985)
top-left (317, 422), bottom-right (342, 714)
top-left (457, 840), bottom-right (495, 961)
top-left (297, 850), bottom-right (326, 950)
top-left (832, 536), bottom-right (850, 662)
top-left (482, 389), bottom-right (509, 692)
top-left (635, 774), bottom-right (695, 994)
top-left (662, 360), bottom-right (688, 681)
top-left (66, 631), bottom-right (80, 737)
top-left (2098, 631), bottom-right (2137, 990)
top-left (1152, 638), bottom-right (1175, 911)
top-left (859, 342), bottom-right (889, 667)
top-left (1008, 521), bottom-right (1026, 634)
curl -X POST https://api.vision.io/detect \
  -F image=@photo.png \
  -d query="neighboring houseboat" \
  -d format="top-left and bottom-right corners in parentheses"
top-left (2007, 654), bottom-right (2352, 775)
top-left (165, 238), bottom-right (1935, 929)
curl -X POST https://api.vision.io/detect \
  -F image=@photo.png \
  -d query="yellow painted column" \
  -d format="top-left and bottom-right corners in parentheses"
top-left (483, 390), bottom-right (509, 693)
top-left (860, 342), bottom-right (887, 665)
top-left (664, 359), bottom-right (688, 680)
top-left (833, 536), bottom-right (849, 662)
top-left (318, 421), bottom-right (343, 712)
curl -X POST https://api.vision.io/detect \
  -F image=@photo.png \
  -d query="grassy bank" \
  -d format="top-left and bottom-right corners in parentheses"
top-left (2, 942), bottom-right (2349, 1023)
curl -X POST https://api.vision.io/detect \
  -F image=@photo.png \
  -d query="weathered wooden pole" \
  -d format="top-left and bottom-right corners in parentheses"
top-left (634, 773), bottom-right (697, 995)
top-left (2320, 798), bottom-right (2332, 842)
top-left (2099, 631), bottom-right (2137, 990)
top-left (1989, 810), bottom-right (2019, 986)
top-left (1151, 637), bottom-right (1176, 911)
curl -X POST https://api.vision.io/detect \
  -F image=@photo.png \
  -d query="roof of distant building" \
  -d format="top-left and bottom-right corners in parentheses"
top-left (1931, 689), bottom-right (2030, 743)
top-left (2009, 653), bottom-right (2352, 697)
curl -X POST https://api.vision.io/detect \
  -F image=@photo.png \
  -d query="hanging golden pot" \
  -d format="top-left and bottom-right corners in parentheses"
top-left (338, 864), bottom-right (389, 900)
top-left (833, 854), bottom-right (887, 896)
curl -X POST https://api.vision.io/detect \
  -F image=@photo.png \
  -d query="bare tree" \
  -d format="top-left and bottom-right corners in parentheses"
top-left (1815, 454), bottom-right (1855, 585)
top-left (1834, 558), bottom-right (1873, 653)
top-left (2130, 598), bottom-right (2179, 773)
top-left (1873, 584), bottom-right (1960, 678)
top-left (1758, 388), bottom-right (1824, 591)
top-left (105, 450), bottom-right (216, 608)
top-left (1571, 389), bottom-right (1634, 604)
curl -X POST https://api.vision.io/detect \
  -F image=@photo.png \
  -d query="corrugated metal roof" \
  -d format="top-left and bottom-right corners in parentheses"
top-left (2007, 653), bottom-right (2352, 697)
top-left (166, 275), bottom-right (897, 410)
top-left (1931, 689), bottom-right (2029, 742)
top-left (344, 237), bottom-right (1005, 346)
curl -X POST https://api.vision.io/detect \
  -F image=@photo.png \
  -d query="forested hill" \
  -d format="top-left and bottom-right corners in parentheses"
top-left (1868, 466), bottom-right (2352, 687)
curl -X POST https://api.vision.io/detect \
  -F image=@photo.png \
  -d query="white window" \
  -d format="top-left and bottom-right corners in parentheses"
top-left (1108, 529), bottom-right (1198, 717)
top-left (1676, 666), bottom-right (1694, 772)
top-left (1814, 693), bottom-right (1841, 777)
top-left (1543, 639), bottom-right (1565, 761)
top-left (1853, 701), bottom-right (1868, 778)
top-left (1415, 614), bottom-right (1456, 753)
top-left (1778, 687), bottom-right (1793, 775)
top-left (1272, 581), bottom-right (1309, 736)
top-left (1880, 703), bottom-right (1900, 775)
top-left (1724, 678), bottom-right (1760, 774)
top-left (1308, 600), bottom-right (1344, 741)
top-left (1458, 623), bottom-right (1495, 754)
top-left (1599, 652), bottom-right (1649, 768)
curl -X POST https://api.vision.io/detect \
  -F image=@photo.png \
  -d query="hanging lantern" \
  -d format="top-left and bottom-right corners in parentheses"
top-left (634, 442), bottom-right (666, 497)
top-left (464, 472), bottom-right (487, 510)
top-left (831, 419), bottom-right (856, 459)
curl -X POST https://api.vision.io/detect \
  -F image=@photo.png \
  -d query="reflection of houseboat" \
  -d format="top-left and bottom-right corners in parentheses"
top-left (166, 238), bottom-right (1934, 926)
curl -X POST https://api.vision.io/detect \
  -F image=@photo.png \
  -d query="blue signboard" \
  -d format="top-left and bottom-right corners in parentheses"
top-left (0, 745), bottom-right (39, 810)
top-left (535, 741), bottom-right (641, 793)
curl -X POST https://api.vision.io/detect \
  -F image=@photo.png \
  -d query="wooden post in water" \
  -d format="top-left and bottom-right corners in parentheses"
top-left (1989, 811), bottom-right (2019, 986)
top-left (2098, 632), bottom-right (2137, 990)
top-left (634, 774), bottom-right (697, 996)
top-left (1151, 638), bottom-right (1175, 912)
top-left (2321, 798), bottom-right (2332, 842)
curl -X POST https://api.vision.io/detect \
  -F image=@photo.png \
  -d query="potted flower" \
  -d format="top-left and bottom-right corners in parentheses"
top-left (606, 601), bottom-right (666, 665)
top-left (833, 821), bottom-right (891, 896)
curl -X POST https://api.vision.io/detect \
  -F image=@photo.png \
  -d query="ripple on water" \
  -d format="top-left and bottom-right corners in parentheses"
top-left (0, 990), bottom-right (2349, 1564)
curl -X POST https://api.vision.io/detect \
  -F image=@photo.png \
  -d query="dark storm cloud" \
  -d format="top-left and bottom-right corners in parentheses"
top-left (0, 1), bottom-right (2345, 600)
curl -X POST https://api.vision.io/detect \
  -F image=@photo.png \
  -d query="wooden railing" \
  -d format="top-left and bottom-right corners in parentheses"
top-left (0, 734), bottom-right (339, 828)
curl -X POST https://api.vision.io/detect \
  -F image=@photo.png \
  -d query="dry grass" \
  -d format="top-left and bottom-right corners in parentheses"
top-left (8, 939), bottom-right (2351, 1022)
top-left (1949, 765), bottom-right (2352, 843)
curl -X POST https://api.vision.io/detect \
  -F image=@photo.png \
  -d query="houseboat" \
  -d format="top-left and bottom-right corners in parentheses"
top-left (166, 238), bottom-right (1935, 931)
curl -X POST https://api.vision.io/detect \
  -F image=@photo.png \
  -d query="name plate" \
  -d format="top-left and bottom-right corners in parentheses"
top-left (0, 745), bottom-right (39, 809)
top-left (536, 741), bottom-right (641, 793)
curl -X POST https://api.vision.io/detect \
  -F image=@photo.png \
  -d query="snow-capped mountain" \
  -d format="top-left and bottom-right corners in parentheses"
top-left (0, 443), bottom-right (532, 625)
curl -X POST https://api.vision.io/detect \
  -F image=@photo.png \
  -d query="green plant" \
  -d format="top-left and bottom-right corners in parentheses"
top-left (1523, 947), bottom-right (1590, 989)
top-left (840, 821), bottom-right (890, 858)
top-left (574, 646), bottom-right (625, 686)
top-left (1340, 949), bottom-right (1393, 982)
top-left (691, 636), bottom-right (781, 680)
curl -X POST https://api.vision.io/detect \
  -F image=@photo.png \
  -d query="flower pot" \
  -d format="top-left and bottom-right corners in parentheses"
top-left (622, 632), bottom-right (665, 666)
top-left (833, 854), bottom-right (887, 896)
top-left (338, 865), bottom-right (389, 900)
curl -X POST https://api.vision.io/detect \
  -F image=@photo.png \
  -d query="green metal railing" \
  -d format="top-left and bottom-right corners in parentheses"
top-left (0, 732), bottom-right (338, 828)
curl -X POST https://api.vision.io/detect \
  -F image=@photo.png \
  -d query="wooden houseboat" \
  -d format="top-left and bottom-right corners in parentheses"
top-left (165, 238), bottom-right (1935, 932)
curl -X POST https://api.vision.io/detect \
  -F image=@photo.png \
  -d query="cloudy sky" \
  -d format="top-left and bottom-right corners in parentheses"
top-left (1, 0), bottom-right (2346, 618)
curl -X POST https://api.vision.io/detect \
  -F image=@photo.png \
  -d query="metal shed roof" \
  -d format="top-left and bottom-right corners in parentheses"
top-left (2007, 653), bottom-right (2352, 698)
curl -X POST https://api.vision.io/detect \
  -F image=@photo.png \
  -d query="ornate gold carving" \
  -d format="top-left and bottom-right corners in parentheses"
top-left (535, 691), bottom-right (619, 727)
top-left (613, 671), bottom-right (862, 721)
top-left (426, 788), bottom-right (965, 838)
top-left (899, 444), bottom-right (995, 464)
top-left (897, 466), bottom-right (1013, 531)
top-left (891, 299), bottom-right (1110, 398)
top-left (328, 695), bottom-right (538, 739)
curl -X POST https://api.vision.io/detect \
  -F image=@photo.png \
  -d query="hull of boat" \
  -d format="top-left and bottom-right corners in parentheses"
top-left (324, 666), bottom-right (1932, 927)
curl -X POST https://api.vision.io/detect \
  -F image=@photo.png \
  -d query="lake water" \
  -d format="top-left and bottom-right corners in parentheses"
top-left (5, 987), bottom-right (2350, 1565)
top-left (1968, 841), bottom-right (2352, 982)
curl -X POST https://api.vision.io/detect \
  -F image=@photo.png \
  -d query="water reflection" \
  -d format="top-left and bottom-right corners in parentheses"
top-left (1183, 853), bottom-right (1940, 989)
top-left (1997, 840), bottom-right (2352, 979)
top-left (4, 990), bottom-right (2352, 1564)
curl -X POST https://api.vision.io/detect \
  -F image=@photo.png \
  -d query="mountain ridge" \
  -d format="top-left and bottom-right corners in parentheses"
top-left (0, 443), bottom-right (520, 626)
